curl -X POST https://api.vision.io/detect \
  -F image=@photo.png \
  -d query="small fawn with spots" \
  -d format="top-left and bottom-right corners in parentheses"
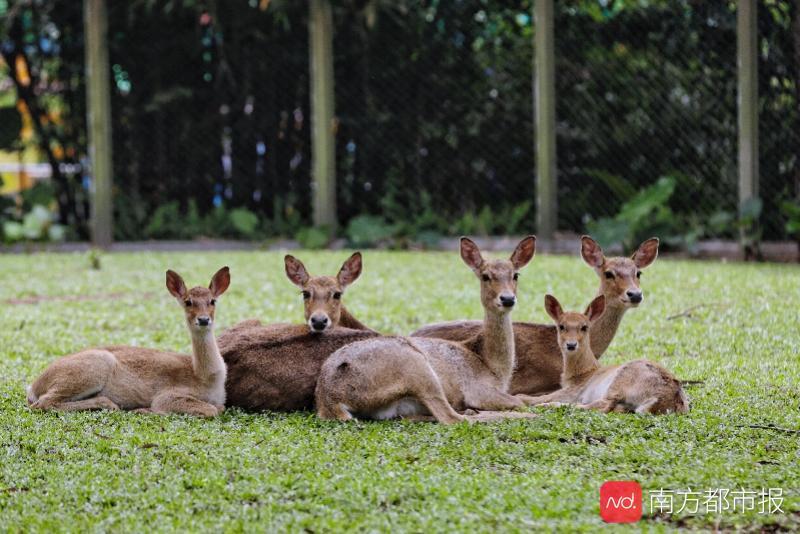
top-left (27, 268), bottom-right (231, 417)
top-left (519, 294), bottom-right (688, 414)
top-left (314, 236), bottom-right (537, 424)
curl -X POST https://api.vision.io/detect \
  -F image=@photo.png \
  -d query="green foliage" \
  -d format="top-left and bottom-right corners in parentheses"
top-left (345, 215), bottom-right (397, 248)
top-left (781, 198), bottom-right (800, 237)
top-left (141, 202), bottom-right (264, 240)
top-left (229, 208), bottom-right (260, 238)
top-left (588, 176), bottom-right (680, 250)
top-left (2, 204), bottom-right (65, 243)
top-left (295, 226), bottom-right (331, 249)
top-left (0, 252), bottom-right (799, 530)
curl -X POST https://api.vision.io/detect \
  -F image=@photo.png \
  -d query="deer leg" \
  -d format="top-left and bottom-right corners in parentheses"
top-left (317, 401), bottom-right (353, 422)
top-left (467, 386), bottom-right (527, 412)
top-left (416, 394), bottom-right (465, 425)
top-left (634, 397), bottom-right (659, 414)
top-left (150, 392), bottom-right (219, 418)
top-left (576, 399), bottom-right (613, 412)
top-left (516, 389), bottom-right (576, 406)
top-left (31, 394), bottom-right (119, 412)
top-left (28, 349), bottom-right (118, 411)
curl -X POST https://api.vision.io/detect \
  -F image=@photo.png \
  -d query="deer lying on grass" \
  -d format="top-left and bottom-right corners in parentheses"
top-left (412, 236), bottom-right (659, 395)
top-left (222, 252), bottom-right (372, 337)
top-left (219, 254), bottom-right (378, 411)
top-left (314, 236), bottom-right (537, 424)
top-left (519, 294), bottom-right (688, 414)
top-left (27, 268), bottom-right (231, 417)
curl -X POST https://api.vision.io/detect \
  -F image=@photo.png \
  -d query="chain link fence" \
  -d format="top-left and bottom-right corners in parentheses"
top-left (1, 0), bottom-right (798, 245)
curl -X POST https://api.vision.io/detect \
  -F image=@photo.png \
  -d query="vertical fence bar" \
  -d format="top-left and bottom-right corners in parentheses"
top-left (309, 0), bottom-right (337, 228)
top-left (534, 0), bottom-right (557, 241)
top-left (737, 0), bottom-right (758, 250)
top-left (84, 0), bottom-right (113, 248)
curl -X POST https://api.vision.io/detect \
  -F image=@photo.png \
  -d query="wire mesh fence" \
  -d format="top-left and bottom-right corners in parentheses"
top-left (0, 0), bottom-right (798, 246)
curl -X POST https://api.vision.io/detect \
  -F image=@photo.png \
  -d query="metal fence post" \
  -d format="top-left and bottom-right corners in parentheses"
top-left (84, 0), bottom-right (113, 248)
top-left (534, 0), bottom-right (557, 241)
top-left (737, 0), bottom-right (759, 251)
top-left (309, 0), bottom-right (337, 229)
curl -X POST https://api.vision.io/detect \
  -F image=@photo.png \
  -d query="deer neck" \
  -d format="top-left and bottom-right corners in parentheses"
top-left (189, 328), bottom-right (225, 381)
top-left (560, 343), bottom-right (600, 388)
top-left (589, 299), bottom-right (626, 357)
top-left (480, 309), bottom-right (515, 389)
top-left (338, 306), bottom-right (370, 331)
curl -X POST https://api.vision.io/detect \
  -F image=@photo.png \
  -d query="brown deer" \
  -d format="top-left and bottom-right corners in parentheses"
top-left (222, 252), bottom-right (372, 337)
top-left (27, 268), bottom-right (231, 417)
top-left (412, 236), bottom-right (659, 395)
top-left (218, 253), bottom-right (378, 412)
top-left (518, 294), bottom-right (688, 414)
top-left (314, 236), bottom-right (537, 424)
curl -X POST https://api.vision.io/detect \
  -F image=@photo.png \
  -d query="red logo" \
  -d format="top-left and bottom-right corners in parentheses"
top-left (600, 481), bottom-right (642, 523)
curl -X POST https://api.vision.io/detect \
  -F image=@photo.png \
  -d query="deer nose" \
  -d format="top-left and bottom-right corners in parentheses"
top-left (499, 295), bottom-right (516, 308)
top-left (197, 316), bottom-right (211, 327)
top-left (626, 290), bottom-right (643, 303)
top-left (566, 341), bottom-right (578, 351)
top-left (310, 315), bottom-right (329, 331)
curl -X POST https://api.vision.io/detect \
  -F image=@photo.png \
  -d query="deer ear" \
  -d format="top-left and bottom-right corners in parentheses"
top-left (632, 237), bottom-right (659, 269)
top-left (166, 270), bottom-right (187, 300)
top-left (544, 294), bottom-right (563, 322)
top-left (580, 235), bottom-right (605, 268)
top-left (284, 255), bottom-right (310, 287)
top-left (209, 266), bottom-right (230, 297)
top-left (337, 252), bottom-right (362, 288)
top-left (460, 237), bottom-right (484, 273)
top-left (510, 235), bottom-right (536, 270)
top-left (585, 295), bottom-right (606, 322)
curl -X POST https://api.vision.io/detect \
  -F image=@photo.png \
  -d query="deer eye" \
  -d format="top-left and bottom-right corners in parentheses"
top-left (513, 273), bottom-right (519, 281)
top-left (558, 324), bottom-right (565, 332)
top-left (482, 274), bottom-right (490, 282)
top-left (210, 299), bottom-right (216, 306)
top-left (332, 292), bottom-right (342, 300)
top-left (302, 291), bottom-right (311, 300)
top-left (604, 271), bottom-right (615, 280)
top-left (636, 271), bottom-right (642, 278)
top-left (581, 325), bottom-right (588, 332)
top-left (184, 300), bottom-right (192, 307)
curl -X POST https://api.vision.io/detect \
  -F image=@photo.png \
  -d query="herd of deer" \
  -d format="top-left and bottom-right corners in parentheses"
top-left (26, 235), bottom-right (688, 423)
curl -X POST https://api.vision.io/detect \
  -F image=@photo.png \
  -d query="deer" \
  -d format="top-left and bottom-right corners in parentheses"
top-left (411, 236), bottom-right (659, 396)
top-left (218, 253), bottom-right (378, 412)
top-left (314, 236), bottom-right (538, 424)
top-left (26, 267), bottom-right (231, 417)
top-left (221, 252), bottom-right (373, 337)
top-left (518, 294), bottom-right (688, 414)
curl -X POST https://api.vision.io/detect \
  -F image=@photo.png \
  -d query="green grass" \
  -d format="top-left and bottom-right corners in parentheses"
top-left (1, 250), bottom-right (798, 532)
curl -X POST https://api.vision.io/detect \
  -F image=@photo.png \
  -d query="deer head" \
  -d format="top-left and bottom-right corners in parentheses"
top-left (545, 294), bottom-right (605, 354)
top-left (460, 236), bottom-right (536, 313)
top-left (166, 267), bottom-right (230, 331)
top-left (581, 236), bottom-right (658, 308)
top-left (285, 252), bottom-right (363, 333)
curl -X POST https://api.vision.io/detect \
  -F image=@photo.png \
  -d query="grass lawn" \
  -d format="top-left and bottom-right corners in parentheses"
top-left (1, 250), bottom-right (798, 532)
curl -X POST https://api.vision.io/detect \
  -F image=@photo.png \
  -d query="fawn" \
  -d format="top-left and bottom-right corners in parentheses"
top-left (222, 252), bottom-right (372, 336)
top-left (412, 236), bottom-right (659, 395)
top-left (518, 294), bottom-right (688, 414)
top-left (219, 253), bottom-right (378, 412)
top-left (27, 268), bottom-right (231, 417)
top-left (314, 236), bottom-right (537, 424)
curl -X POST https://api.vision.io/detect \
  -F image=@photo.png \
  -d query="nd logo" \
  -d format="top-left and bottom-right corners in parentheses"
top-left (600, 481), bottom-right (642, 523)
